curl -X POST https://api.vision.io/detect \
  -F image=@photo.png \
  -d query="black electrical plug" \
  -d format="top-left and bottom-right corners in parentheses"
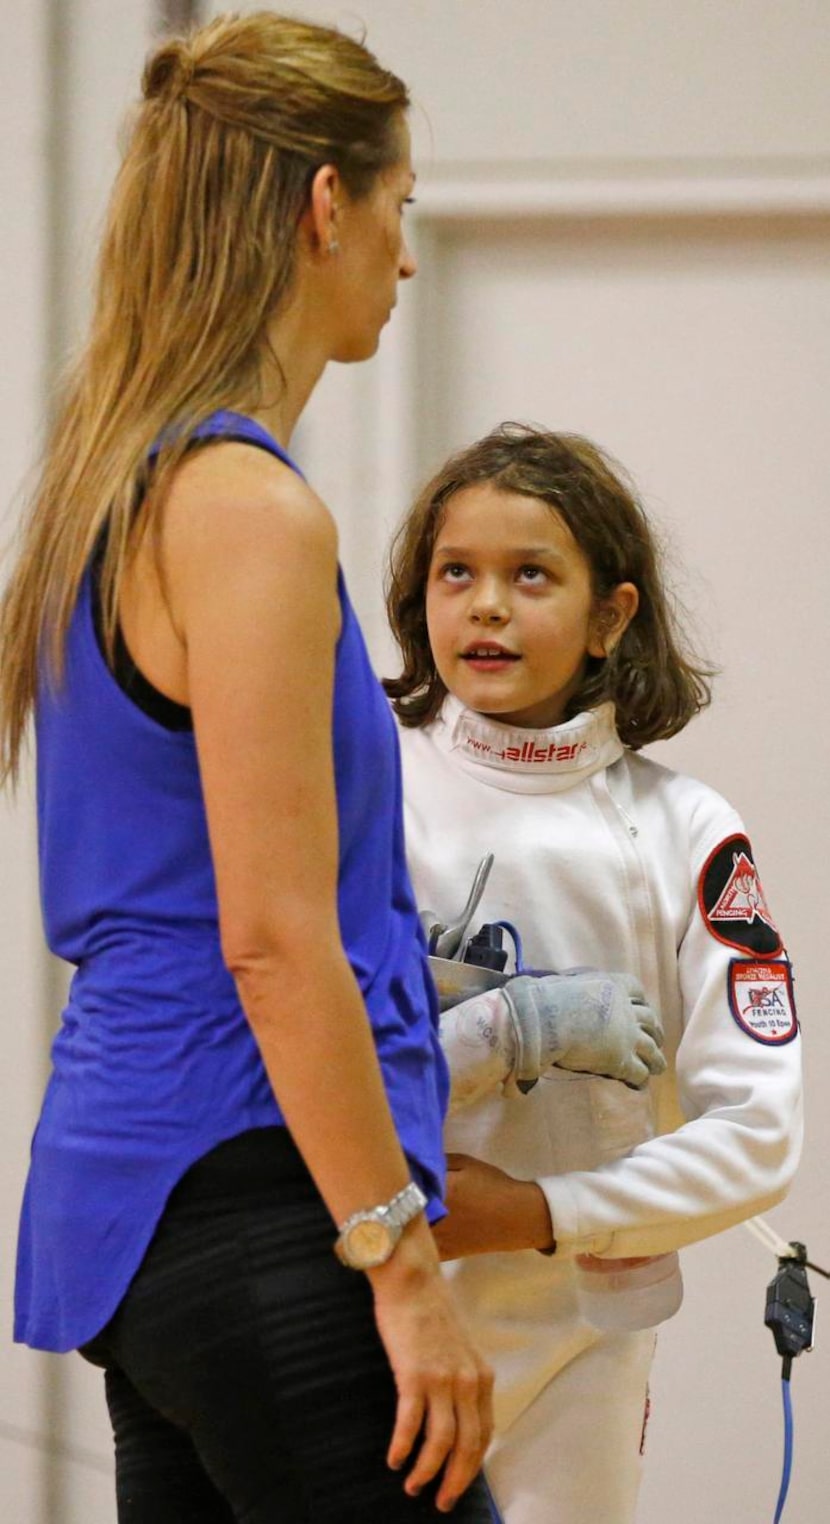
top-left (463, 924), bottom-right (508, 972)
top-left (765, 1242), bottom-right (816, 1376)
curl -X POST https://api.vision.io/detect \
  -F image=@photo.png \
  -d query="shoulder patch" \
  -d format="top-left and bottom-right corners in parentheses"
top-left (728, 960), bottom-right (798, 1045)
top-left (698, 834), bottom-right (783, 956)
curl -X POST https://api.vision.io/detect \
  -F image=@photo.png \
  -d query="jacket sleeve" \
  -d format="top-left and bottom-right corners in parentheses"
top-left (538, 812), bottom-right (803, 1259)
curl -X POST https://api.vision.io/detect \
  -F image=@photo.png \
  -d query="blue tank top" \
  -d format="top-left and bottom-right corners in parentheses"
top-left (15, 411), bottom-right (449, 1353)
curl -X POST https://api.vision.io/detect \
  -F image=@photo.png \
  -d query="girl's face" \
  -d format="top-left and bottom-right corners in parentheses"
top-left (425, 482), bottom-right (635, 730)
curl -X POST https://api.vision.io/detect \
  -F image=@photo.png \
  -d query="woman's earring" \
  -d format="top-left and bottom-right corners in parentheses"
top-left (327, 201), bottom-right (342, 254)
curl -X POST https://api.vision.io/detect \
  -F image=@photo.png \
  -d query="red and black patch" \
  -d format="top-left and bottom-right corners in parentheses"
top-left (728, 959), bottom-right (798, 1045)
top-left (698, 834), bottom-right (782, 956)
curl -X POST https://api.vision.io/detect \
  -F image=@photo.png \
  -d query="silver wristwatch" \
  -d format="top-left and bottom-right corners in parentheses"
top-left (334, 1181), bottom-right (428, 1270)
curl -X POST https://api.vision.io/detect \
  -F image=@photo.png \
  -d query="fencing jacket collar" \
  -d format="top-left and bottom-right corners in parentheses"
top-left (433, 694), bottom-right (624, 794)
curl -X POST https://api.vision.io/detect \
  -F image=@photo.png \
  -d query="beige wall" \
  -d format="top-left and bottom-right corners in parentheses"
top-left (1, 2), bottom-right (64, 1517)
top-left (2, 2), bottom-right (828, 1518)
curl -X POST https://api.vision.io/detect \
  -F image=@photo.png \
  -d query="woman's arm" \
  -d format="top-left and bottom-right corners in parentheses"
top-left (155, 442), bottom-right (492, 1508)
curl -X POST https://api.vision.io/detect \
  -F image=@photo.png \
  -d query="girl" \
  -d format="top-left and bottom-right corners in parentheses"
top-left (3, 14), bottom-right (499, 1521)
top-left (385, 423), bottom-right (803, 1524)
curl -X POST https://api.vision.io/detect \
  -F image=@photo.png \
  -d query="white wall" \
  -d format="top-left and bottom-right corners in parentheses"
top-left (2, 2), bottom-right (828, 1518)
top-left (1, 4), bottom-right (156, 1516)
top-left (392, 194), bottom-right (829, 1524)
top-left (283, 5), bottom-right (830, 1522)
top-left (1, 2), bottom-right (66, 1517)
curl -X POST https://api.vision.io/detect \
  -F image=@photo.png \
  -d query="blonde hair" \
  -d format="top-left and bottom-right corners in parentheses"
top-left (0, 11), bottom-right (408, 783)
top-left (385, 423), bottom-right (714, 749)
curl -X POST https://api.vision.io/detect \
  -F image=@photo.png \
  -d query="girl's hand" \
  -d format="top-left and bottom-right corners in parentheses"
top-left (432, 1153), bottom-right (555, 1260)
top-left (369, 1220), bottom-right (494, 1513)
top-left (503, 971), bottom-right (666, 1091)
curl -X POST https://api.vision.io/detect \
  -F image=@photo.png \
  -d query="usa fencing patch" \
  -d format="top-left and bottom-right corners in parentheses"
top-left (698, 834), bottom-right (783, 956)
top-left (728, 960), bottom-right (797, 1045)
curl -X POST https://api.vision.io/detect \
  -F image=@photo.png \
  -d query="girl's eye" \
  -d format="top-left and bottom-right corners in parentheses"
top-left (517, 565), bottom-right (547, 584)
top-left (439, 563), bottom-right (470, 583)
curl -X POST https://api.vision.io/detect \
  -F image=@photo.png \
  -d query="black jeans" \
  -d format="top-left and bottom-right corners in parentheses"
top-left (80, 1128), bottom-right (497, 1523)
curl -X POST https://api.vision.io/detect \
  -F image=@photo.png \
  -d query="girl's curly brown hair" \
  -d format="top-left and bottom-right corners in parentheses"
top-left (383, 423), bottom-right (714, 749)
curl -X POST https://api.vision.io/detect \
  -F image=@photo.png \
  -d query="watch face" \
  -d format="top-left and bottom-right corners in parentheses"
top-left (347, 1218), bottom-right (394, 1267)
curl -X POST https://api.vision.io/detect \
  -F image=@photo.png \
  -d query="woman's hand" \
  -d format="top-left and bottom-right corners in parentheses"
top-left (369, 1219), bottom-right (494, 1513)
top-left (432, 1153), bottom-right (555, 1260)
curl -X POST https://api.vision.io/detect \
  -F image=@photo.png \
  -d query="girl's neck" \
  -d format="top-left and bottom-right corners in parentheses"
top-left (432, 695), bottom-right (623, 789)
top-left (444, 692), bottom-right (581, 734)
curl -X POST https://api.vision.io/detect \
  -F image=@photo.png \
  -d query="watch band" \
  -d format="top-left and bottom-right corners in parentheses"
top-left (334, 1181), bottom-right (428, 1270)
top-left (379, 1181), bottom-right (428, 1231)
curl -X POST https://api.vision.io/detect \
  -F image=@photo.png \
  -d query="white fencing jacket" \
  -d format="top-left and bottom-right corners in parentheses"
top-left (400, 697), bottom-right (803, 1262)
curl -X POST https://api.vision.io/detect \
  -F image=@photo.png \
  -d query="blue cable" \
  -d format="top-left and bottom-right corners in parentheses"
top-left (773, 1372), bottom-right (793, 1523)
top-left (493, 919), bottom-right (524, 973)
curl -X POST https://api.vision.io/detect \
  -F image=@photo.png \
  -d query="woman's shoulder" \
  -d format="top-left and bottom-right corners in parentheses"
top-left (165, 436), bottom-right (337, 554)
top-left (152, 433), bottom-right (341, 660)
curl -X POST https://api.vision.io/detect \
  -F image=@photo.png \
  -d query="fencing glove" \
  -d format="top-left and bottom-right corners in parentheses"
top-left (441, 971), bottom-right (665, 1114)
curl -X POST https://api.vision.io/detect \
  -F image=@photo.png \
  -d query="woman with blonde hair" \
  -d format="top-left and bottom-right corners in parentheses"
top-left (2, 14), bottom-right (497, 1520)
